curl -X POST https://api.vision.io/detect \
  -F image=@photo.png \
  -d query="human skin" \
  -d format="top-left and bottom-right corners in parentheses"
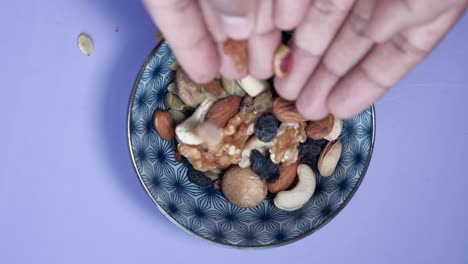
top-left (144, 0), bottom-right (467, 120)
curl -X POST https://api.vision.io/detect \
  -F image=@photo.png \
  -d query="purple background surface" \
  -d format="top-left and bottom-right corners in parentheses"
top-left (1, 1), bottom-right (468, 263)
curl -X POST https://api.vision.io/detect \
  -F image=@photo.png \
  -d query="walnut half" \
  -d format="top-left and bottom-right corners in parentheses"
top-left (269, 122), bottom-right (307, 165)
top-left (178, 112), bottom-right (259, 172)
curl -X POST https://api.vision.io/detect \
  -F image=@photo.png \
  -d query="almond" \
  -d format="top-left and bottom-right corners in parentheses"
top-left (206, 96), bottom-right (242, 128)
top-left (317, 140), bottom-right (343, 176)
top-left (272, 97), bottom-right (306, 123)
top-left (267, 162), bottom-right (298, 193)
top-left (306, 114), bottom-right (335, 140)
top-left (153, 110), bottom-right (175, 141)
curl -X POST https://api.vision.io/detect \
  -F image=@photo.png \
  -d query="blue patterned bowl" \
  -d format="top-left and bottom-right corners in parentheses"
top-left (127, 41), bottom-right (376, 248)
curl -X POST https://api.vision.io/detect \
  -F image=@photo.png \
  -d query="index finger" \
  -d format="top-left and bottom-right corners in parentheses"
top-left (144, 0), bottom-right (220, 83)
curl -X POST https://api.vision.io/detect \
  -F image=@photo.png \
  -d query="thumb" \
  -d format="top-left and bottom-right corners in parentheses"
top-left (366, 0), bottom-right (465, 43)
top-left (205, 0), bottom-right (257, 39)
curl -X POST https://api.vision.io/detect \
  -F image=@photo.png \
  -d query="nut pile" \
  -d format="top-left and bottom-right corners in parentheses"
top-left (152, 42), bottom-right (344, 211)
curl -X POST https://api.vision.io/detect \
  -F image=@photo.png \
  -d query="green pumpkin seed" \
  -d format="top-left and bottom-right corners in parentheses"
top-left (253, 91), bottom-right (273, 112)
top-left (221, 78), bottom-right (246, 96)
top-left (165, 93), bottom-right (185, 111)
top-left (210, 168), bottom-right (223, 174)
top-left (205, 171), bottom-right (220, 181)
top-left (167, 83), bottom-right (177, 94)
top-left (170, 61), bottom-right (179, 71)
top-left (168, 109), bottom-right (187, 125)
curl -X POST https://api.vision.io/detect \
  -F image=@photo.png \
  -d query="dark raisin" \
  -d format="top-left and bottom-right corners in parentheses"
top-left (254, 112), bottom-right (279, 142)
top-left (299, 139), bottom-right (321, 157)
top-left (187, 167), bottom-right (213, 188)
top-left (265, 159), bottom-right (280, 183)
top-left (250, 150), bottom-right (280, 182)
top-left (250, 150), bottom-right (270, 180)
top-left (299, 138), bottom-right (328, 157)
top-left (266, 169), bottom-right (280, 183)
top-left (299, 138), bottom-right (328, 170)
top-left (250, 149), bottom-right (265, 164)
top-left (265, 192), bottom-right (275, 200)
top-left (300, 155), bottom-right (319, 169)
top-left (316, 139), bottom-right (328, 149)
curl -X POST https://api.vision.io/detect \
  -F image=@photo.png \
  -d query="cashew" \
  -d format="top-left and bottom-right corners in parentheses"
top-left (274, 164), bottom-right (316, 211)
top-left (239, 136), bottom-right (272, 168)
top-left (175, 99), bottom-right (214, 145)
top-left (237, 75), bottom-right (270, 97)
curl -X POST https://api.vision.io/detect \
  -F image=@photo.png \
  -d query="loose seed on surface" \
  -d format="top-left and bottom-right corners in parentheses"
top-left (77, 33), bottom-right (94, 56)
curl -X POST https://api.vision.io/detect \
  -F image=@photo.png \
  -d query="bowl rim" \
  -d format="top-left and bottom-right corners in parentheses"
top-left (127, 40), bottom-right (377, 249)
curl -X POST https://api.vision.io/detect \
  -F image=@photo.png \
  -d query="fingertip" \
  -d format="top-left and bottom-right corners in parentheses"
top-left (295, 91), bottom-right (329, 121)
top-left (250, 70), bottom-right (273, 81)
top-left (220, 15), bottom-right (253, 39)
top-left (274, 78), bottom-right (299, 101)
top-left (248, 30), bottom-right (280, 81)
top-left (274, 18), bottom-right (296, 31)
top-left (272, 45), bottom-right (320, 102)
top-left (297, 104), bottom-right (330, 121)
top-left (274, 0), bottom-right (311, 31)
top-left (326, 87), bottom-right (361, 120)
top-left (186, 68), bottom-right (219, 84)
top-left (176, 41), bottom-right (221, 83)
top-left (207, 0), bottom-right (256, 40)
top-left (326, 98), bottom-right (355, 120)
top-left (219, 55), bottom-right (248, 80)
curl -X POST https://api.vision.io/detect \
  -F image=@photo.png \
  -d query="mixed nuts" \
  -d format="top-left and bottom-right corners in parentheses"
top-left (152, 40), bottom-right (345, 211)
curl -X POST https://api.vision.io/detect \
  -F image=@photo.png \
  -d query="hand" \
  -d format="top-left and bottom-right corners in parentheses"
top-left (144, 0), bottom-right (467, 120)
top-left (276, 0), bottom-right (467, 119)
top-left (143, 0), bottom-right (287, 82)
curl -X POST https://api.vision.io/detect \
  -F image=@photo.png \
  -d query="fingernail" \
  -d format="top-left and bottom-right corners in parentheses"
top-left (221, 15), bottom-right (251, 39)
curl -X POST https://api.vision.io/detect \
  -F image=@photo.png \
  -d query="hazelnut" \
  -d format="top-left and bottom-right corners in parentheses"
top-left (222, 166), bottom-right (267, 208)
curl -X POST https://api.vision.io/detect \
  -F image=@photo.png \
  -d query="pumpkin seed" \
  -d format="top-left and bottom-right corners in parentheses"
top-left (254, 90), bottom-right (273, 112)
top-left (77, 33), bottom-right (94, 56)
top-left (167, 82), bottom-right (177, 94)
top-left (204, 171), bottom-right (220, 181)
top-left (165, 93), bottom-right (185, 111)
top-left (169, 109), bottom-right (187, 125)
top-left (210, 168), bottom-right (223, 174)
top-left (221, 78), bottom-right (246, 96)
top-left (170, 61), bottom-right (179, 71)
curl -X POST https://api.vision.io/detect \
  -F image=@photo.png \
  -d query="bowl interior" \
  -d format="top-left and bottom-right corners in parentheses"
top-left (128, 42), bottom-right (375, 248)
